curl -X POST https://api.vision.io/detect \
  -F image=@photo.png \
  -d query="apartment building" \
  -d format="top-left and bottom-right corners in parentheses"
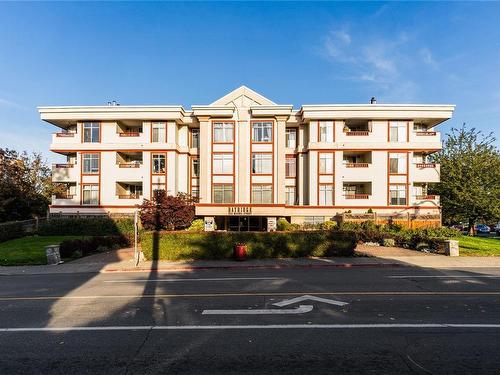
top-left (39, 86), bottom-right (454, 231)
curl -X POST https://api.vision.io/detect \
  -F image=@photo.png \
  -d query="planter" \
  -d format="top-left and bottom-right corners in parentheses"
top-left (233, 243), bottom-right (247, 261)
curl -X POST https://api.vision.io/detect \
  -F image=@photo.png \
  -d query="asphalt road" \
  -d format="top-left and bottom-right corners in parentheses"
top-left (1, 266), bottom-right (500, 374)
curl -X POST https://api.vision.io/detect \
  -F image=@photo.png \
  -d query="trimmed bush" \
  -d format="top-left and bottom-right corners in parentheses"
top-left (38, 217), bottom-right (134, 238)
top-left (187, 219), bottom-right (204, 232)
top-left (59, 235), bottom-right (130, 258)
top-left (276, 218), bottom-right (301, 231)
top-left (0, 221), bottom-right (25, 243)
top-left (141, 230), bottom-right (357, 260)
top-left (382, 238), bottom-right (396, 247)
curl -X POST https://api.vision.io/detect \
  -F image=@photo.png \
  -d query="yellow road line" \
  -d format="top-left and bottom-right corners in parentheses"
top-left (1, 291), bottom-right (500, 301)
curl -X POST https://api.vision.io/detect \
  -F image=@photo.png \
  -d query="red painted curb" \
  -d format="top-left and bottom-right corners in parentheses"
top-left (102, 263), bottom-right (402, 273)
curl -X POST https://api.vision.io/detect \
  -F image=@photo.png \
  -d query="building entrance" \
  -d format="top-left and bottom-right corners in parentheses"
top-left (215, 216), bottom-right (266, 231)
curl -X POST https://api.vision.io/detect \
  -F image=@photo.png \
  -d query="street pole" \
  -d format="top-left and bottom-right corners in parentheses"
top-left (134, 209), bottom-right (139, 267)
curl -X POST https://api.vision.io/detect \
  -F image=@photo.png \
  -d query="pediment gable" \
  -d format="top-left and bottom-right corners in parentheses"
top-left (210, 86), bottom-right (276, 107)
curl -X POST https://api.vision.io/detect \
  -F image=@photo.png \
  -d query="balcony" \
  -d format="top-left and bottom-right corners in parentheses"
top-left (412, 162), bottom-right (440, 183)
top-left (342, 182), bottom-right (372, 201)
top-left (115, 182), bottom-right (143, 204)
top-left (52, 163), bottom-right (78, 182)
top-left (413, 194), bottom-right (440, 206)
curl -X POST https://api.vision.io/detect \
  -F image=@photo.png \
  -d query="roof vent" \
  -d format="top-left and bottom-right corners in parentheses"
top-left (370, 97), bottom-right (377, 104)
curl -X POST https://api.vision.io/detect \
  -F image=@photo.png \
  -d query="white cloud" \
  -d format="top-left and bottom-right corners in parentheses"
top-left (319, 27), bottom-right (441, 102)
top-left (420, 48), bottom-right (438, 69)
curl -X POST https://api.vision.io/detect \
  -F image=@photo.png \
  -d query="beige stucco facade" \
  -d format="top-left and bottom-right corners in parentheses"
top-left (40, 86), bottom-right (454, 230)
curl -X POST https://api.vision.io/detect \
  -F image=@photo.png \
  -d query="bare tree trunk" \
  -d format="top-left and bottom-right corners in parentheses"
top-left (468, 217), bottom-right (475, 236)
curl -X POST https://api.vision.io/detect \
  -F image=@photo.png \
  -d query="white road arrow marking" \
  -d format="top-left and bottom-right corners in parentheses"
top-left (202, 305), bottom-right (313, 315)
top-left (272, 295), bottom-right (348, 308)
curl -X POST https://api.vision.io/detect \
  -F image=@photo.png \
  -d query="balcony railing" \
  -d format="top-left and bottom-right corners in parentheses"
top-left (54, 163), bottom-right (74, 168)
top-left (345, 162), bottom-right (369, 168)
top-left (118, 132), bottom-right (141, 137)
top-left (415, 195), bottom-right (438, 200)
top-left (118, 194), bottom-right (141, 199)
top-left (118, 162), bottom-right (142, 168)
top-left (55, 193), bottom-right (75, 199)
top-left (344, 194), bottom-right (370, 199)
top-left (415, 131), bottom-right (437, 136)
top-left (55, 132), bottom-right (76, 138)
top-left (345, 131), bottom-right (370, 136)
top-left (416, 163), bottom-right (436, 168)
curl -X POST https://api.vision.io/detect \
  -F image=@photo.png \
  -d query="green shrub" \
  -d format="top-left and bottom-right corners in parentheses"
top-left (320, 220), bottom-right (337, 230)
top-left (382, 238), bottom-right (396, 247)
top-left (59, 235), bottom-right (130, 258)
top-left (38, 217), bottom-right (134, 238)
top-left (338, 221), bottom-right (361, 231)
top-left (187, 219), bottom-right (205, 232)
top-left (141, 230), bottom-right (357, 260)
top-left (277, 218), bottom-right (301, 231)
top-left (0, 221), bottom-right (25, 243)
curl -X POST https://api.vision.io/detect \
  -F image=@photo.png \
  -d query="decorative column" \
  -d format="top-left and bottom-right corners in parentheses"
top-left (198, 116), bottom-right (211, 203)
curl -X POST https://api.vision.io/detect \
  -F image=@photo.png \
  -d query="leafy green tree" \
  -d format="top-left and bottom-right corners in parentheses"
top-left (0, 148), bottom-right (60, 222)
top-left (431, 125), bottom-right (500, 234)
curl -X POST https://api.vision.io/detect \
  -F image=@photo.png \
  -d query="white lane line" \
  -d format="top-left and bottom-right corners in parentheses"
top-left (103, 277), bottom-right (283, 283)
top-left (272, 295), bottom-right (348, 307)
top-left (202, 305), bottom-right (313, 315)
top-left (2, 324), bottom-right (500, 332)
top-left (388, 275), bottom-right (500, 279)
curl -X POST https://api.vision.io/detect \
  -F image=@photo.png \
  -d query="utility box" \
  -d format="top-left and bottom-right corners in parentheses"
top-left (443, 240), bottom-right (459, 256)
top-left (45, 245), bottom-right (61, 265)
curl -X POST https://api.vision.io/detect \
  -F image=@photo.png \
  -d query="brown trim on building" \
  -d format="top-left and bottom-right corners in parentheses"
top-left (249, 119), bottom-right (275, 203)
top-left (211, 120), bottom-right (235, 203)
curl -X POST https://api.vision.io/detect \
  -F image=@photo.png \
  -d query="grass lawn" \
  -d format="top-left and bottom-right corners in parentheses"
top-left (457, 236), bottom-right (500, 256)
top-left (0, 236), bottom-right (85, 266)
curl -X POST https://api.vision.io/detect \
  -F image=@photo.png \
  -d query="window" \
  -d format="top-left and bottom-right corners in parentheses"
top-left (319, 184), bottom-right (334, 205)
top-left (152, 154), bottom-right (166, 174)
top-left (82, 153), bottom-right (99, 174)
top-left (389, 153), bottom-right (407, 174)
top-left (390, 185), bottom-right (407, 205)
top-left (213, 154), bottom-right (233, 174)
top-left (191, 128), bottom-right (200, 148)
top-left (190, 186), bottom-right (199, 198)
top-left (252, 185), bottom-right (272, 204)
top-left (213, 122), bottom-right (234, 143)
top-left (285, 157), bottom-right (296, 177)
top-left (152, 122), bottom-right (166, 143)
top-left (213, 184), bottom-right (233, 203)
top-left (319, 153), bottom-right (334, 174)
top-left (83, 122), bottom-right (100, 143)
top-left (285, 186), bottom-right (296, 205)
top-left (304, 216), bottom-right (325, 225)
top-left (319, 121), bottom-right (334, 142)
top-left (252, 122), bottom-right (273, 142)
top-left (192, 158), bottom-right (199, 177)
top-left (285, 128), bottom-right (297, 148)
top-left (82, 185), bottom-right (99, 205)
top-left (252, 153), bottom-right (272, 174)
top-left (389, 121), bottom-right (407, 142)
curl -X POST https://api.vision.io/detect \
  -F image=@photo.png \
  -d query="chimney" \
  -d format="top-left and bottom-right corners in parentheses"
top-left (370, 97), bottom-right (377, 104)
top-left (112, 100), bottom-right (117, 106)
top-left (107, 101), bottom-right (112, 106)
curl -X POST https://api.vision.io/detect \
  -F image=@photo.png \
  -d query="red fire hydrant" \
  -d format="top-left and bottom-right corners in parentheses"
top-left (234, 243), bottom-right (247, 261)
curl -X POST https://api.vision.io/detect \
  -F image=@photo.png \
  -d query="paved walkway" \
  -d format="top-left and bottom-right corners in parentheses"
top-left (2, 246), bottom-right (500, 276)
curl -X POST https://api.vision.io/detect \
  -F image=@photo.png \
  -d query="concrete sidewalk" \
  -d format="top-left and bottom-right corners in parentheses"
top-left (2, 246), bottom-right (500, 276)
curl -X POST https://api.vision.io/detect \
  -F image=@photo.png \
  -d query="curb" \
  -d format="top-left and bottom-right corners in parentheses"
top-left (102, 263), bottom-right (403, 273)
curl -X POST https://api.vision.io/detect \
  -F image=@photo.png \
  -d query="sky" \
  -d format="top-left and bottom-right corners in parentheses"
top-left (0, 1), bottom-right (499, 163)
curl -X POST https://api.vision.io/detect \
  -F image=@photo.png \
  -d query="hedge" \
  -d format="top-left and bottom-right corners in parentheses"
top-left (59, 235), bottom-right (131, 258)
top-left (38, 217), bottom-right (135, 238)
top-left (141, 230), bottom-right (357, 260)
top-left (0, 221), bottom-right (25, 243)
